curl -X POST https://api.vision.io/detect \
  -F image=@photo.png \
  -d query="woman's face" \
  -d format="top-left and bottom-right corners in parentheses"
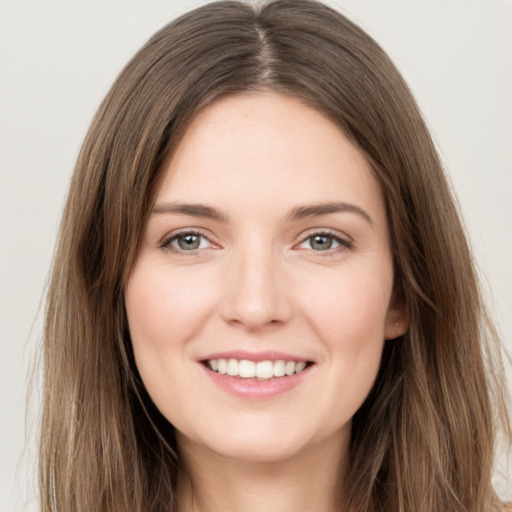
top-left (125, 92), bottom-right (406, 463)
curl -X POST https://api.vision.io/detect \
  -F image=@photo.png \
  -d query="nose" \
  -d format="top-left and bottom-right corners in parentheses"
top-left (219, 244), bottom-right (292, 331)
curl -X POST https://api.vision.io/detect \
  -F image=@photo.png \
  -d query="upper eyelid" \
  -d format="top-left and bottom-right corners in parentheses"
top-left (160, 228), bottom-right (217, 249)
top-left (296, 227), bottom-right (353, 243)
top-left (293, 229), bottom-right (355, 253)
top-left (161, 227), bottom-right (214, 241)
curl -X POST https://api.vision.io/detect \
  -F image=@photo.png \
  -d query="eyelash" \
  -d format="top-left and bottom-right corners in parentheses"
top-left (296, 229), bottom-right (354, 254)
top-left (160, 230), bottom-right (214, 254)
top-left (159, 229), bottom-right (354, 255)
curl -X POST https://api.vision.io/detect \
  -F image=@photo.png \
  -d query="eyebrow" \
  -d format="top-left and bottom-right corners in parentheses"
top-left (152, 202), bottom-right (228, 222)
top-left (151, 200), bottom-right (373, 226)
top-left (287, 201), bottom-right (374, 226)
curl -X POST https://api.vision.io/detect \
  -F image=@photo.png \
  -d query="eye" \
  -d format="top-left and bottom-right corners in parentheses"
top-left (296, 231), bottom-right (353, 252)
top-left (161, 231), bottom-right (214, 252)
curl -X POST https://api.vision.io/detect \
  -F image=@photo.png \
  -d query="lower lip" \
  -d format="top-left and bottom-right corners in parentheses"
top-left (201, 364), bottom-right (313, 399)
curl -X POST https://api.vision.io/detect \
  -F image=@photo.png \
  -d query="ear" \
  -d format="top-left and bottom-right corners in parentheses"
top-left (384, 290), bottom-right (408, 340)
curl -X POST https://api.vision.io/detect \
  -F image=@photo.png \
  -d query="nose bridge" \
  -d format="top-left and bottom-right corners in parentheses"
top-left (220, 235), bottom-right (290, 329)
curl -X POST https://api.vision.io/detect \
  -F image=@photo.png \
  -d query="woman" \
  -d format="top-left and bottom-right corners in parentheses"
top-left (40, 1), bottom-right (510, 511)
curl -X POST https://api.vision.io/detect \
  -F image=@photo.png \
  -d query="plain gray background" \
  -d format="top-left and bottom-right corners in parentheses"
top-left (1, 1), bottom-right (511, 510)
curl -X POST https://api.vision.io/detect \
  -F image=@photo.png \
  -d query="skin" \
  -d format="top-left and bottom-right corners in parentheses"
top-left (125, 92), bottom-right (407, 512)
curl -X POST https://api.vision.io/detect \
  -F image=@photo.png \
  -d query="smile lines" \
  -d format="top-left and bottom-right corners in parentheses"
top-left (206, 358), bottom-right (309, 380)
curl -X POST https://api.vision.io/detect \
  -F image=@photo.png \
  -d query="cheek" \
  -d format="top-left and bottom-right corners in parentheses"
top-left (297, 263), bottom-right (392, 402)
top-left (321, 309), bottom-right (387, 425)
top-left (124, 258), bottom-right (219, 422)
top-left (299, 262), bottom-right (393, 343)
top-left (125, 258), bottom-right (218, 350)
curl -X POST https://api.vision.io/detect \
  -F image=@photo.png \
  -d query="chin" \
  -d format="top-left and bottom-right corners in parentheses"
top-left (214, 437), bottom-right (304, 463)
top-left (176, 415), bottom-right (350, 465)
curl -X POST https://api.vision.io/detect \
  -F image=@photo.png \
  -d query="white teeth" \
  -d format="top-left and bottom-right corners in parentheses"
top-left (295, 361), bottom-right (306, 373)
top-left (256, 361), bottom-right (274, 379)
top-left (238, 359), bottom-right (256, 378)
top-left (285, 361), bottom-right (296, 376)
top-left (273, 360), bottom-right (286, 377)
top-left (227, 358), bottom-right (238, 376)
top-left (206, 358), bottom-right (309, 379)
top-left (217, 358), bottom-right (227, 375)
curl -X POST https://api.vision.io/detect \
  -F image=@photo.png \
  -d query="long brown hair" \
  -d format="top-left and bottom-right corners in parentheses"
top-left (40, 1), bottom-right (510, 510)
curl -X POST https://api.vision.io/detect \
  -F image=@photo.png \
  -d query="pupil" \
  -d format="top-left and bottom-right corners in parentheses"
top-left (311, 235), bottom-right (332, 250)
top-left (179, 234), bottom-right (200, 250)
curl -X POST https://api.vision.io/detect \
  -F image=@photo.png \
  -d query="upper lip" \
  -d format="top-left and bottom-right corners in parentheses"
top-left (200, 350), bottom-right (313, 363)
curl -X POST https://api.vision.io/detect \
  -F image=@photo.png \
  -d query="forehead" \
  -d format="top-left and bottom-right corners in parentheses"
top-left (157, 92), bottom-right (385, 227)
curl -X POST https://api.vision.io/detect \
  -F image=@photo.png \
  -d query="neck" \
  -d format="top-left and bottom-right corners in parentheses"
top-left (176, 431), bottom-right (350, 512)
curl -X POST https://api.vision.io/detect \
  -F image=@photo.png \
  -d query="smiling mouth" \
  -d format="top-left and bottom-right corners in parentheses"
top-left (203, 358), bottom-right (313, 380)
